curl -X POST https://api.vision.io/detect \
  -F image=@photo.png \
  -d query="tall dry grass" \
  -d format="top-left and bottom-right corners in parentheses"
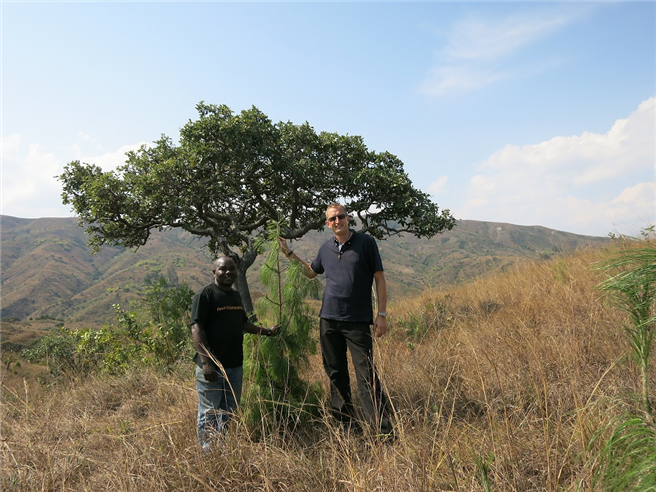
top-left (2, 242), bottom-right (653, 491)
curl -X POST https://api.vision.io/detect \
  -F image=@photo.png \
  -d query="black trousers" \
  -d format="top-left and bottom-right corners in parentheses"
top-left (319, 318), bottom-right (392, 433)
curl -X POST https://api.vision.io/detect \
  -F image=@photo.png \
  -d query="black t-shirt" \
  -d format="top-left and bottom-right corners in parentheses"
top-left (310, 230), bottom-right (384, 323)
top-left (190, 283), bottom-right (247, 368)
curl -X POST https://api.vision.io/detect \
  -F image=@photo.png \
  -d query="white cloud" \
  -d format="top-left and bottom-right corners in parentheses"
top-left (420, 65), bottom-right (507, 98)
top-left (428, 176), bottom-right (449, 195)
top-left (1, 137), bottom-right (149, 218)
top-left (612, 182), bottom-right (655, 206)
top-left (1, 134), bottom-right (23, 156)
top-left (420, 8), bottom-right (584, 97)
top-left (1, 140), bottom-right (65, 218)
top-left (90, 143), bottom-right (150, 173)
top-left (458, 98), bottom-right (656, 236)
top-left (443, 13), bottom-right (576, 62)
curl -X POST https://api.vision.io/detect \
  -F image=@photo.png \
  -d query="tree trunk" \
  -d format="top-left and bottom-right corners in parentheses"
top-left (232, 248), bottom-right (258, 320)
top-left (235, 266), bottom-right (255, 317)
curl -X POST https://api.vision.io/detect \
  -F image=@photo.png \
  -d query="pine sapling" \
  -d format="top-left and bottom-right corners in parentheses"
top-left (242, 221), bottom-right (322, 434)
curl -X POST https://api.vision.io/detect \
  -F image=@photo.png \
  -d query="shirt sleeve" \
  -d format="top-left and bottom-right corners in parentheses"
top-left (190, 290), bottom-right (206, 326)
top-left (367, 235), bottom-right (384, 273)
top-left (310, 246), bottom-right (325, 275)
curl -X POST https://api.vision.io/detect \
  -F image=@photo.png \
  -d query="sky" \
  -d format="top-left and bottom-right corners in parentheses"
top-left (1, 1), bottom-right (654, 238)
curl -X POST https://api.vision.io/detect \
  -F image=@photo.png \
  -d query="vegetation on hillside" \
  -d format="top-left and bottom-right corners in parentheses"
top-left (1, 238), bottom-right (653, 491)
top-left (0, 216), bottom-right (212, 325)
top-left (0, 215), bottom-right (608, 324)
top-left (19, 276), bottom-right (195, 376)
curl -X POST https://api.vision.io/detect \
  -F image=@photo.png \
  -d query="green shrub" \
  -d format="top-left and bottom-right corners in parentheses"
top-left (22, 277), bottom-right (194, 377)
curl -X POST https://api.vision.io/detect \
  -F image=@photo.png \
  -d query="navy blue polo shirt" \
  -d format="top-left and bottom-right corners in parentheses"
top-left (310, 230), bottom-right (384, 324)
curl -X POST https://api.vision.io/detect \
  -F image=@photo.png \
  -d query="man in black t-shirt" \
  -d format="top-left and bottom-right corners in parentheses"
top-left (279, 203), bottom-right (393, 438)
top-left (191, 256), bottom-right (278, 450)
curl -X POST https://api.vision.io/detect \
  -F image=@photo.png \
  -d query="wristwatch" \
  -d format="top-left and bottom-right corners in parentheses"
top-left (377, 311), bottom-right (387, 318)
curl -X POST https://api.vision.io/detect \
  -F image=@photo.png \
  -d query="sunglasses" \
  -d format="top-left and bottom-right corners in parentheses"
top-left (327, 213), bottom-right (347, 222)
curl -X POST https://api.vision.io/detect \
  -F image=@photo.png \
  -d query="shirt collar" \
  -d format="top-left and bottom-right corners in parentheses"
top-left (333, 230), bottom-right (354, 247)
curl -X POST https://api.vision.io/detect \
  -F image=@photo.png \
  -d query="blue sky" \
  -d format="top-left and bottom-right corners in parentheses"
top-left (2, 1), bottom-right (654, 237)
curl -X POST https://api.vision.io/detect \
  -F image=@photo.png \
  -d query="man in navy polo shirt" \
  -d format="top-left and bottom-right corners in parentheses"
top-left (280, 203), bottom-right (393, 437)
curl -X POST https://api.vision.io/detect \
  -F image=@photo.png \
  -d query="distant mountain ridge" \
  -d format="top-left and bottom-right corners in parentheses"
top-left (0, 215), bottom-right (609, 326)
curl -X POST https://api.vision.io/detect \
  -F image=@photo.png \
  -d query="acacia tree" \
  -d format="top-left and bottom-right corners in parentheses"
top-left (60, 102), bottom-right (455, 313)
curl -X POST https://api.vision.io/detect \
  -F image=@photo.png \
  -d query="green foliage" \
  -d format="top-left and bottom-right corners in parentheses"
top-left (22, 277), bottom-right (194, 377)
top-left (243, 222), bottom-right (322, 432)
top-left (474, 452), bottom-right (495, 492)
top-left (59, 102), bottom-right (455, 314)
top-left (394, 295), bottom-right (453, 340)
top-left (553, 260), bottom-right (570, 283)
top-left (135, 275), bottom-right (195, 365)
top-left (22, 326), bottom-right (86, 376)
top-left (592, 415), bottom-right (656, 491)
top-left (597, 245), bottom-right (655, 418)
top-left (593, 243), bottom-right (656, 490)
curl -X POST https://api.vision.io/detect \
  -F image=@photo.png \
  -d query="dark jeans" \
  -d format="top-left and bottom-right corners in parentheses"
top-left (319, 318), bottom-right (392, 433)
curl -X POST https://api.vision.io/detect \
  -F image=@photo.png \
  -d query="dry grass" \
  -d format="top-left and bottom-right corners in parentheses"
top-left (2, 242), bottom-right (654, 491)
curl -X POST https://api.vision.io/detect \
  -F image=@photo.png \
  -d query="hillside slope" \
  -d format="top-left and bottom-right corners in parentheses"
top-left (1, 217), bottom-right (211, 325)
top-left (0, 215), bottom-right (609, 326)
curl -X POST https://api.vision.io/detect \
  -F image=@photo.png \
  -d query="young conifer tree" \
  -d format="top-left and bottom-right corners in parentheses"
top-left (598, 244), bottom-right (655, 419)
top-left (242, 221), bottom-right (323, 434)
top-left (593, 240), bottom-right (656, 489)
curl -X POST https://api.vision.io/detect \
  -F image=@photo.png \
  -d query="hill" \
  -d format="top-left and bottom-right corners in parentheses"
top-left (1, 216), bottom-right (212, 326)
top-left (0, 215), bottom-right (609, 327)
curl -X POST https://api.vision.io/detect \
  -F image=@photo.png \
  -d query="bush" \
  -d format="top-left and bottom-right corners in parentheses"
top-left (22, 277), bottom-right (195, 377)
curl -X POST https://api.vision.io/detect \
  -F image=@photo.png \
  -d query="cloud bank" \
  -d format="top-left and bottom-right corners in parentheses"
top-left (1, 138), bottom-right (148, 218)
top-left (458, 97), bottom-right (656, 237)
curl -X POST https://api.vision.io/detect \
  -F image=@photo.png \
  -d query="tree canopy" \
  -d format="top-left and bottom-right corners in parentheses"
top-left (60, 102), bottom-right (456, 312)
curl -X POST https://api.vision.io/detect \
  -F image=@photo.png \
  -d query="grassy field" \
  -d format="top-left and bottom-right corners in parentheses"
top-left (1, 240), bottom-right (653, 491)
